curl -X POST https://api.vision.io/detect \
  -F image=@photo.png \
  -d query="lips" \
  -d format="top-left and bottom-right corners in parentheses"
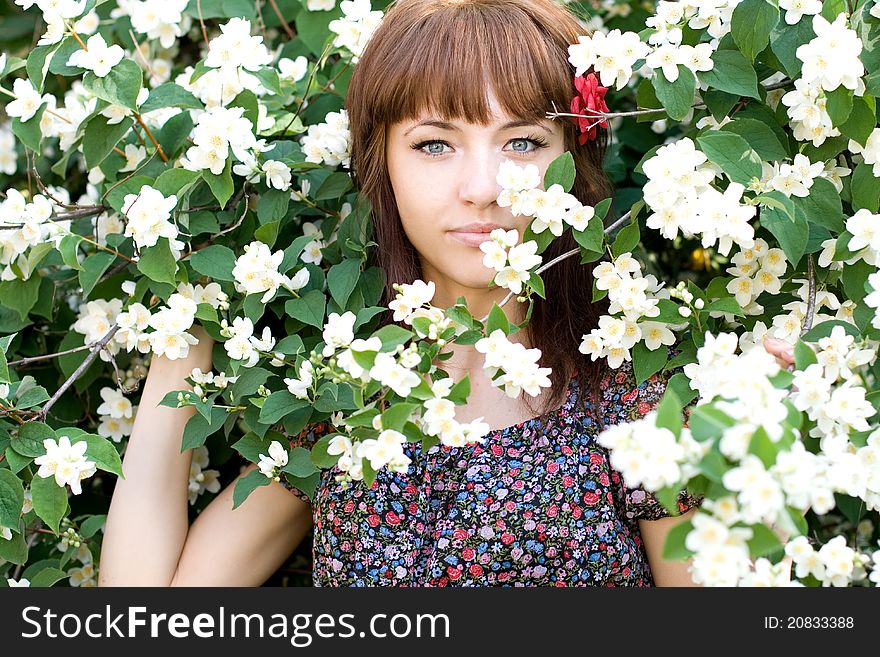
top-left (447, 222), bottom-right (507, 247)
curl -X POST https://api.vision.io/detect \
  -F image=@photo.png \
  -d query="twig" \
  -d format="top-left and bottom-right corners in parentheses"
top-left (268, 0), bottom-right (295, 38)
top-left (133, 113), bottom-right (169, 162)
top-left (279, 42), bottom-right (334, 136)
top-left (800, 255), bottom-right (817, 336)
top-left (33, 324), bottom-right (121, 422)
top-left (101, 149), bottom-right (158, 203)
top-left (9, 342), bottom-right (95, 367)
top-left (97, 258), bottom-right (132, 285)
top-left (105, 346), bottom-right (141, 394)
top-left (11, 521), bottom-right (43, 581)
top-left (197, 0), bottom-right (211, 52)
top-left (491, 210), bottom-right (632, 316)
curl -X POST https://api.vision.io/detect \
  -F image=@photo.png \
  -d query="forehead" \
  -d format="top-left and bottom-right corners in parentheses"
top-left (397, 89), bottom-right (555, 133)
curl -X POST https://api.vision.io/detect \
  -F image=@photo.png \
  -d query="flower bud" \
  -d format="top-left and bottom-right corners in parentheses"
top-left (678, 306), bottom-right (692, 318)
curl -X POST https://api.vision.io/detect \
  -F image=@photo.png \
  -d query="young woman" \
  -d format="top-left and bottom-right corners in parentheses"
top-left (99, 0), bottom-right (795, 587)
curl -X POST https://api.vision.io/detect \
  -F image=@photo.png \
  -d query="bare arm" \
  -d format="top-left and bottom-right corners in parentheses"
top-left (640, 509), bottom-right (794, 587)
top-left (99, 326), bottom-right (313, 586)
top-left (639, 508), bottom-right (702, 587)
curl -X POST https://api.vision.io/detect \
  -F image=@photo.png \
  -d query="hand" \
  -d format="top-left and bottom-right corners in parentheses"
top-left (762, 336), bottom-right (795, 370)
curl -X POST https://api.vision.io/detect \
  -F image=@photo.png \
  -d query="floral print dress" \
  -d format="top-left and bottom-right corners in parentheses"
top-left (281, 358), bottom-right (703, 586)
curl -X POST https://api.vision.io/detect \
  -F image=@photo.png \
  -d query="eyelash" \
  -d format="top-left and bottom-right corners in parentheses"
top-left (410, 135), bottom-right (550, 158)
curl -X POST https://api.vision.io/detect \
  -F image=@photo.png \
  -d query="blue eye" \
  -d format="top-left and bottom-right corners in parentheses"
top-left (411, 135), bottom-right (549, 158)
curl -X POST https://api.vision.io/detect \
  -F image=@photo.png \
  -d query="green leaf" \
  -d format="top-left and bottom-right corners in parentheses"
top-left (746, 523), bottom-right (783, 558)
top-left (611, 221), bottom-right (640, 258)
top-left (257, 188), bottom-right (290, 224)
top-left (327, 258), bottom-right (361, 309)
top-left (792, 178), bottom-right (843, 233)
top-left (314, 172), bottom-right (352, 201)
top-left (26, 42), bottom-right (62, 92)
top-left (30, 475), bottom-right (68, 534)
top-left (190, 244), bottom-right (236, 282)
top-left (825, 86), bottom-right (854, 128)
top-left (58, 235), bottom-right (84, 271)
top-left (183, 0), bottom-right (257, 19)
top-left (801, 319), bottom-right (861, 342)
top-left (731, 0), bottom-right (779, 62)
top-left (851, 163), bottom-right (880, 212)
top-left (834, 493), bottom-right (866, 525)
top-left (232, 468), bottom-right (271, 510)
top-left (0, 469), bottom-right (24, 530)
top-left (202, 158), bottom-right (234, 207)
top-left (0, 531), bottom-right (28, 565)
top-left (181, 406), bottom-right (227, 451)
top-left (661, 519), bottom-right (695, 561)
top-left (285, 289), bottom-right (326, 329)
top-left (747, 426), bottom-right (778, 469)
top-left (841, 258), bottom-right (873, 304)
top-left (0, 275), bottom-right (40, 321)
top-left (252, 67), bottom-right (283, 96)
top-left (794, 340), bottom-right (818, 370)
top-left (137, 237), bottom-right (177, 285)
top-left (295, 4), bottom-right (341, 56)
top-left (632, 341), bottom-right (668, 386)
top-left (719, 118), bottom-right (788, 161)
top-left (374, 324), bottom-right (413, 351)
top-left (698, 50), bottom-right (761, 100)
top-left (78, 252), bottom-right (116, 298)
top-left (11, 422), bottom-right (54, 459)
top-left (311, 434), bottom-right (345, 469)
top-left (82, 116), bottom-right (133, 169)
top-left (11, 105), bottom-right (46, 152)
top-left (840, 95), bottom-right (877, 147)
top-left (282, 447), bottom-right (320, 478)
top-left (259, 391), bottom-right (309, 425)
top-left (77, 434), bottom-right (123, 477)
top-left (690, 406), bottom-right (736, 442)
top-left (696, 132), bottom-right (762, 185)
top-left (381, 403), bottom-right (419, 432)
top-left (139, 83), bottom-right (203, 113)
top-left (652, 66), bottom-right (696, 121)
top-left (705, 297), bottom-right (744, 316)
top-left (82, 60), bottom-right (143, 110)
top-left (447, 375), bottom-right (471, 405)
top-left (760, 203), bottom-right (809, 267)
top-left (28, 567), bottom-right (68, 588)
top-left (16, 385), bottom-right (49, 410)
top-left (154, 168), bottom-right (201, 198)
top-left (543, 151), bottom-right (576, 193)
top-left (770, 19), bottom-right (815, 79)
top-left (79, 514), bottom-right (107, 539)
top-left (666, 372), bottom-right (698, 407)
top-left (572, 212), bottom-right (605, 254)
top-left (654, 388), bottom-right (683, 440)
top-left (486, 303), bottom-right (510, 335)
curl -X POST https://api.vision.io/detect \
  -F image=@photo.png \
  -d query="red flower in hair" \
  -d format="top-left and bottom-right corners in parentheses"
top-left (570, 72), bottom-right (610, 144)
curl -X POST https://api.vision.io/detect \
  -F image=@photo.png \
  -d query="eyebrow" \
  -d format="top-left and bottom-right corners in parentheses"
top-left (403, 119), bottom-right (553, 136)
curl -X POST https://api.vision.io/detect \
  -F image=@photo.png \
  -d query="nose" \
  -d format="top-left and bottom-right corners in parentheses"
top-left (456, 146), bottom-right (504, 210)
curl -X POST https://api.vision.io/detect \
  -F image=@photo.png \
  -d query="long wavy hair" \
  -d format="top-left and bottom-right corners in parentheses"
top-left (344, 0), bottom-right (614, 419)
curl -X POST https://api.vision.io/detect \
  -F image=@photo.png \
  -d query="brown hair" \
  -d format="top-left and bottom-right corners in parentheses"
top-left (345, 0), bottom-right (613, 418)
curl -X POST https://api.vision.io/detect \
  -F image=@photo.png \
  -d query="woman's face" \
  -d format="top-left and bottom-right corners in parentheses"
top-left (385, 89), bottom-right (565, 308)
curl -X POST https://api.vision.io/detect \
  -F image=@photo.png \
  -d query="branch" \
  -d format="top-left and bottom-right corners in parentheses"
top-left (8, 342), bottom-right (95, 367)
top-left (268, 0), bottom-right (295, 39)
top-left (32, 324), bottom-right (121, 422)
top-left (491, 210), bottom-right (632, 316)
top-left (800, 254), bottom-right (817, 337)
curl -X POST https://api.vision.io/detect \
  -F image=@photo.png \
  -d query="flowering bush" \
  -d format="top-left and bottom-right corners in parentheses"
top-left (0, 0), bottom-right (879, 588)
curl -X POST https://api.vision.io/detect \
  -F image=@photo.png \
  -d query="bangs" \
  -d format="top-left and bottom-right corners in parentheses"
top-left (363, 2), bottom-right (577, 126)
